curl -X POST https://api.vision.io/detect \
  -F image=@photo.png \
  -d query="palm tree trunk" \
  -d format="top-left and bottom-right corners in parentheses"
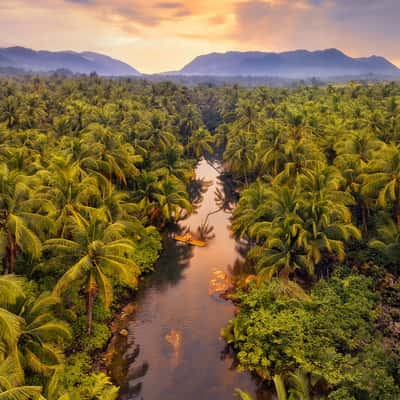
top-left (150, 208), bottom-right (160, 225)
top-left (9, 236), bottom-right (16, 274)
top-left (86, 288), bottom-right (96, 335)
top-left (4, 233), bottom-right (17, 274)
top-left (243, 166), bottom-right (248, 187)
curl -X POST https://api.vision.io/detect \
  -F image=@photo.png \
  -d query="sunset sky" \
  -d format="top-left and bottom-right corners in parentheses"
top-left (0, 0), bottom-right (399, 73)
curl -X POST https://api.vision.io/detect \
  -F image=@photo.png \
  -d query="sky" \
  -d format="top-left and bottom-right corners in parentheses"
top-left (0, 0), bottom-right (399, 73)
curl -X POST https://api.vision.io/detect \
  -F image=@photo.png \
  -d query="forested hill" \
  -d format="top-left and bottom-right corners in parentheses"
top-left (0, 46), bottom-right (140, 76)
top-left (180, 48), bottom-right (400, 78)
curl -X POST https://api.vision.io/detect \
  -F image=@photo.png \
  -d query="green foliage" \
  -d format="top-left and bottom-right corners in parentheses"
top-left (1, 75), bottom-right (400, 400)
top-left (63, 355), bottom-right (118, 399)
top-left (224, 271), bottom-right (399, 399)
top-left (0, 76), bottom-right (202, 398)
top-left (132, 228), bottom-right (162, 273)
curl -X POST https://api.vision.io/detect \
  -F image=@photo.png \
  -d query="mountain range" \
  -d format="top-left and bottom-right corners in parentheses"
top-left (0, 47), bottom-right (399, 78)
top-left (179, 49), bottom-right (400, 78)
top-left (0, 47), bottom-right (139, 76)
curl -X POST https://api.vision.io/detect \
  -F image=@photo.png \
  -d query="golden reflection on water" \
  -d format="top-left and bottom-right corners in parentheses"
top-left (165, 329), bottom-right (183, 368)
top-left (208, 269), bottom-right (231, 295)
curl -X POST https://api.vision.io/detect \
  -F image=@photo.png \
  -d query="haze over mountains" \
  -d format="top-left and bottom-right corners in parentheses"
top-left (0, 46), bottom-right (399, 79)
top-left (0, 47), bottom-right (139, 76)
top-left (180, 49), bottom-right (400, 78)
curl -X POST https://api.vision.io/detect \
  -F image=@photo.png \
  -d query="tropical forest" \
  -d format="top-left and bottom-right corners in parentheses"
top-left (0, 74), bottom-right (399, 400)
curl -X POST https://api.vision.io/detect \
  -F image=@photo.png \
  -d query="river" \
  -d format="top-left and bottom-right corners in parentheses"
top-left (105, 159), bottom-right (271, 400)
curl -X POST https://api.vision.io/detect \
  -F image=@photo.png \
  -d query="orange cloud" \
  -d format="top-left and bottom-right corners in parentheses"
top-left (0, 0), bottom-right (398, 73)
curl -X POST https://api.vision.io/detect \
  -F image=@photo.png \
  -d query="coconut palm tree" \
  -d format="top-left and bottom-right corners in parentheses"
top-left (248, 218), bottom-right (309, 281)
top-left (0, 164), bottom-right (45, 274)
top-left (153, 146), bottom-right (194, 183)
top-left (235, 100), bottom-right (259, 133)
top-left (334, 130), bottom-right (383, 165)
top-left (362, 144), bottom-right (400, 226)
top-left (224, 131), bottom-right (256, 185)
top-left (255, 128), bottom-right (287, 177)
top-left (81, 124), bottom-right (142, 185)
top-left (187, 128), bottom-right (214, 158)
top-left (0, 356), bottom-right (42, 400)
top-left (0, 96), bottom-right (20, 129)
top-left (36, 157), bottom-right (100, 237)
top-left (44, 213), bottom-right (139, 334)
top-left (369, 218), bottom-right (400, 264)
top-left (131, 171), bottom-right (161, 220)
top-left (0, 275), bottom-right (25, 357)
top-left (16, 293), bottom-right (71, 376)
top-left (152, 177), bottom-right (192, 226)
top-left (273, 139), bottom-right (325, 186)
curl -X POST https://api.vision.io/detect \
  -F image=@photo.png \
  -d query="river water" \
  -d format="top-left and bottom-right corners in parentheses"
top-left (106, 159), bottom-right (271, 400)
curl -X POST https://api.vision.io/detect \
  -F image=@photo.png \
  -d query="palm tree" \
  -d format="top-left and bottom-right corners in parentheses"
top-left (248, 184), bottom-right (360, 280)
top-left (187, 128), bottom-right (214, 158)
top-left (81, 124), bottom-right (142, 185)
top-left (16, 293), bottom-right (72, 376)
top-left (131, 171), bottom-right (160, 219)
top-left (273, 139), bottom-right (325, 186)
top-left (66, 101), bottom-right (90, 134)
top-left (178, 106), bottom-right (202, 145)
top-left (334, 130), bottom-right (383, 165)
top-left (44, 214), bottom-right (139, 334)
top-left (255, 128), bottom-right (287, 177)
top-left (224, 131), bottom-right (256, 185)
top-left (248, 218), bottom-right (309, 281)
top-left (0, 96), bottom-right (20, 128)
top-left (94, 175), bottom-right (138, 224)
top-left (362, 144), bottom-right (400, 226)
top-left (235, 100), bottom-right (258, 132)
top-left (0, 275), bottom-right (25, 357)
top-left (0, 164), bottom-right (45, 274)
top-left (287, 109), bottom-right (307, 140)
top-left (334, 154), bottom-right (370, 236)
top-left (153, 146), bottom-right (194, 183)
top-left (145, 113), bottom-right (176, 152)
top-left (0, 356), bottom-right (42, 400)
top-left (369, 219), bottom-right (400, 264)
top-left (36, 156), bottom-right (100, 237)
top-left (152, 177), bottom-right (192, 226)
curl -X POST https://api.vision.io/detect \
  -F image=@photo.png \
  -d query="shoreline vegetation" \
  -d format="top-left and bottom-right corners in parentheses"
top-left (0, 75), bottom-right (211, 399)
top-left (0, 75), bottom-right (399, 399)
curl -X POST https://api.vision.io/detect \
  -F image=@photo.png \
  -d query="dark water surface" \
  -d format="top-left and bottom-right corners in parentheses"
top-left (107, 159), bottom-right (271, 400)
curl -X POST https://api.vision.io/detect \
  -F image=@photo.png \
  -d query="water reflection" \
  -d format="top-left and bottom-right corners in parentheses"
top-left (197, 221), bottom-right (215, 241)
top-left (106, 159), bottom-right (271, 400)
top-left (187, 176), bottom-right (212, 209)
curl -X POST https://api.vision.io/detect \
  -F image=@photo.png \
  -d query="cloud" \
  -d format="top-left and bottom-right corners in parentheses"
top-left (0, 0), bottom-right (398, 72)
top-left (155, 2), bottom-right (183, 8)
top-left (227, 0), bottom-right (400, 60)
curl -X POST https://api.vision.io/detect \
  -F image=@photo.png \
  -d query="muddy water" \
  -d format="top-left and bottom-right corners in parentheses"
top-left (106, 159), bottom-right (271, 400)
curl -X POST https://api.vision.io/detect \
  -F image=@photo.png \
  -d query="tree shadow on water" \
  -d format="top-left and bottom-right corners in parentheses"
top-left (187, 177), bottom-right (212, 210)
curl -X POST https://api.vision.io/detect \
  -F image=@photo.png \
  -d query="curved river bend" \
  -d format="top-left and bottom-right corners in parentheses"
top-left (106, 159), bottom-right (271, 400)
